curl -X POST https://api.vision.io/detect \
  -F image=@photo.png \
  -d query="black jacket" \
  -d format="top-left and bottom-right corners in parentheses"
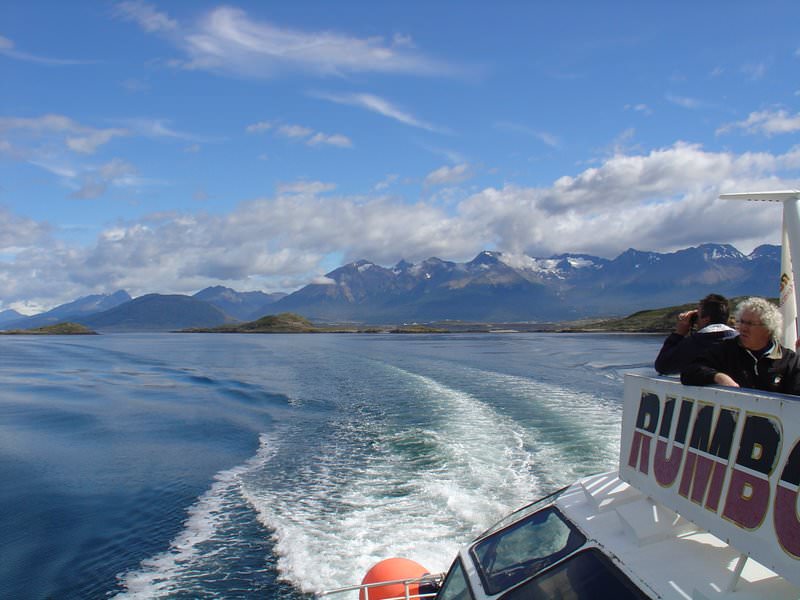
top-left (654, 325), bottom-right (739, 375)
top-left (680, 337), bottom-right (800, 396)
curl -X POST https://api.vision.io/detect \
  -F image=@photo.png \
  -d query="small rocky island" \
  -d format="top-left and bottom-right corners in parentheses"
top-left (182, 312), bottom-right (322, 333)
top-left (0, 322), bottom-right (97, 335)
top-left (181, 312), bottom-right (448, 334)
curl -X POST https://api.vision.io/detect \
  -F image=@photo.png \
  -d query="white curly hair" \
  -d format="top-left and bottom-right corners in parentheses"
top-left (735, 297), bottom-right (783, 341)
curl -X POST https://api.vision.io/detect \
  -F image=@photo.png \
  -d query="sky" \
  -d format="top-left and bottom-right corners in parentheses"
top-left (2, 1), bottom-right (800, 313)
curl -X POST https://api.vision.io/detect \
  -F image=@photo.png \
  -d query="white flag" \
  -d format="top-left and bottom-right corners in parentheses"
top-left (780, 225), bottom-right (798, 348)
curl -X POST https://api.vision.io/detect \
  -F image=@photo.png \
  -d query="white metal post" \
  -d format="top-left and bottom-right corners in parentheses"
top-left (783, 199), bottom-right (800, 347)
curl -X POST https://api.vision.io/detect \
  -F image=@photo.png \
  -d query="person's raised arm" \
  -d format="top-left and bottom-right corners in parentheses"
top-left (654, 310), bottom-right (697, 375)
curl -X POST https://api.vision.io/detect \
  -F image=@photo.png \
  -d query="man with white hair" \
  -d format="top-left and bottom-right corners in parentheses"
top-left (681, 297), bottom-right (800, 395)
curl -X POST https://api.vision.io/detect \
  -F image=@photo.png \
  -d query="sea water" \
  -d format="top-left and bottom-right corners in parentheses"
top-left (0, 332), bottom-right (661, 599)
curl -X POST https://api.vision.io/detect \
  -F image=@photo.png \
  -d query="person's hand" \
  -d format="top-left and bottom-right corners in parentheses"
top-left (713, 372), bottom-right (739, 387)
top-left (675, 310), bottom-right (698, 336)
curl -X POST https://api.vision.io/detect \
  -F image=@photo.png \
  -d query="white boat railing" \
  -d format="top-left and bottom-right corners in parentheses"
top-left (318, 573), bottom-right (444, 600)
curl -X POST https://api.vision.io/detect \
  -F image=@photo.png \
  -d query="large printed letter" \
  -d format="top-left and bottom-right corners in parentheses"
top-left (628, 392), bottom-right (659, 474)
top-left (775, 437), bottom-right (800, 558)
top-left (654, 397), bottom-right (693, 487)
top-left (679, 404), bottom-right (738, 511)
top-left (723, 414), bottom-right (781, 530)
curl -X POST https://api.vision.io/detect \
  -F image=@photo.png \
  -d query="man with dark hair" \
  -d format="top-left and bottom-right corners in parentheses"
top-left (654, 294), bottom-right (738, 375)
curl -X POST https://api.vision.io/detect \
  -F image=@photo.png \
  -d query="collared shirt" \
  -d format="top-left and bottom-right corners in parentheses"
top-left (654, 324), bottom-right (738, 375)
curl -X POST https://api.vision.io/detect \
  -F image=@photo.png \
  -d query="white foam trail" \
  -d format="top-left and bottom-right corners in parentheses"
top-left (243, 372), bottom-right (546, 595)
top-left (433, 363), bottom-right (624, 484)
top-left (112, 436), bottom-right (277, 598)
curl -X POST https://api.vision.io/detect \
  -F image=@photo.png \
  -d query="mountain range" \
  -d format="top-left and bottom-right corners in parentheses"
top-left (1, 243), bottom-right (780, 331)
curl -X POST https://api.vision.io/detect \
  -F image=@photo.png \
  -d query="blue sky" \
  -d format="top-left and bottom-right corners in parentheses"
top-left (2, 1), bottom-right (800, 312)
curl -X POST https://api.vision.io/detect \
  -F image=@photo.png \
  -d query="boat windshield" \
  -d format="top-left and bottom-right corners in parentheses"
top-left (497, 549), bottom-right (649, 599)
top-left (436, 558), bottom-right (474, 600)
top-left (475, 485), bottom-right (569, 541)
top-left (471, 506), bottom-right (585, 595)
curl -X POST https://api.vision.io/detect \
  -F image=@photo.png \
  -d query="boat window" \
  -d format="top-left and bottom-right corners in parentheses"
top-left (436, 558), bottom-right (474, 600)
top-left (498, 548), bottom-right (649, 600)
top-left (476, 484), bottom-right (569, 540)
top-left (471, 507), bottom-right (585, 595)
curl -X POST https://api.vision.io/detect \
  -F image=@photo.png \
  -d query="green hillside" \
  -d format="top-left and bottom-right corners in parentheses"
top-left (567, 296), bottom-right (775, 333)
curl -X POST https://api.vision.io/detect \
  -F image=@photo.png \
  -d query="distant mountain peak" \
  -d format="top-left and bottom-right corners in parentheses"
top-left (393, 259), bottom-right (413, 272)
top-left (694, 243), bottom-right (744, 260)
top-left (748, 244), bottom-right (780, 260)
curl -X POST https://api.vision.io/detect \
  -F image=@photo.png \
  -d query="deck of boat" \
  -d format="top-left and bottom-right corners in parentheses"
top-left (558, 472), bottom-right (799, 599)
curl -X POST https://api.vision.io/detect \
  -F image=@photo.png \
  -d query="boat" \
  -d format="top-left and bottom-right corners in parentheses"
top-left (319, 191), bottom-right (800, 600)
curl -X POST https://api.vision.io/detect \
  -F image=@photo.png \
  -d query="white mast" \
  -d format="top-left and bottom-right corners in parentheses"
top-left (719, 190), bottom-right (800, 348)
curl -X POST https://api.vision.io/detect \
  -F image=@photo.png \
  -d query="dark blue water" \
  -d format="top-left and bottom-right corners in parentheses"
top-left (0, 333), bottom-right (661, 599)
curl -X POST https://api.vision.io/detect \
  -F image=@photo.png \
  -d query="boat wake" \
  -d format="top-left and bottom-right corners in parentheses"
top-left (113, 356), bottom-right (623, 597)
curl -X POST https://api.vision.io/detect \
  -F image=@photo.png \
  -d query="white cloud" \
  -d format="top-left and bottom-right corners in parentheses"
top-left (0, 114), bottom-right (128, 154)
top-left (665, 94), bottom-right (705, 110)
top-left (66, 128), bottom-right (129, 154)
top-left (374, 174), bottom-right (399, 191)
top-left (307, 132), bottom-right (352, 148)
top-left (276, 180), bottom-right (337, 195)
top-left (113, 1), bottom-right (177, 33)
top-left (0, 207), bottom-right (51, 251)
top-left (623, 104), bottom-right (653, 116)
top-left (311, 276), bottom-right (336, 285)
top-left (424, 163), bottom-right (473, 186)
top-left (27, 161), bottom-right (78, 178)
top-left (277, 124), bottom-right (314, 139)
top-left (143, 6), bottom-right (453, 79)
top-left (315, 91), bottom-right (446, 132)
top-left (0, 35), bottom-right (98, 65)
top-left (270, 122), bottom-right (351, 148)
top-left (245, 120), bottom-right (272, 134)
top-left (121, 118), bottom-right (203, 141)
top-left (459, 142), bottom-right (796, 257)
top-left (717, 108), bottom-right (800, 137)
top-left (71, 159), bottom-right (138, 199)
top-left (2, 143), bottom-right (797, 310)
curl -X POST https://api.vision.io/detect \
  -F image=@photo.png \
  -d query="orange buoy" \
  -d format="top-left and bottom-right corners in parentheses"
top-left (359, 557), bottom-right (430, 600)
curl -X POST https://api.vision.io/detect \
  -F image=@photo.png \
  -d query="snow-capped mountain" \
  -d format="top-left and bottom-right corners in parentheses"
top-left (270, 243), bottom-right (780, 322)
top-left (2, 243), bottom-right (781, 330)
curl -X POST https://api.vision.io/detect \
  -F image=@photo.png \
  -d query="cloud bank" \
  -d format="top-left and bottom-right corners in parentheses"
top-left (1, 142), bottom-right (796, 311)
